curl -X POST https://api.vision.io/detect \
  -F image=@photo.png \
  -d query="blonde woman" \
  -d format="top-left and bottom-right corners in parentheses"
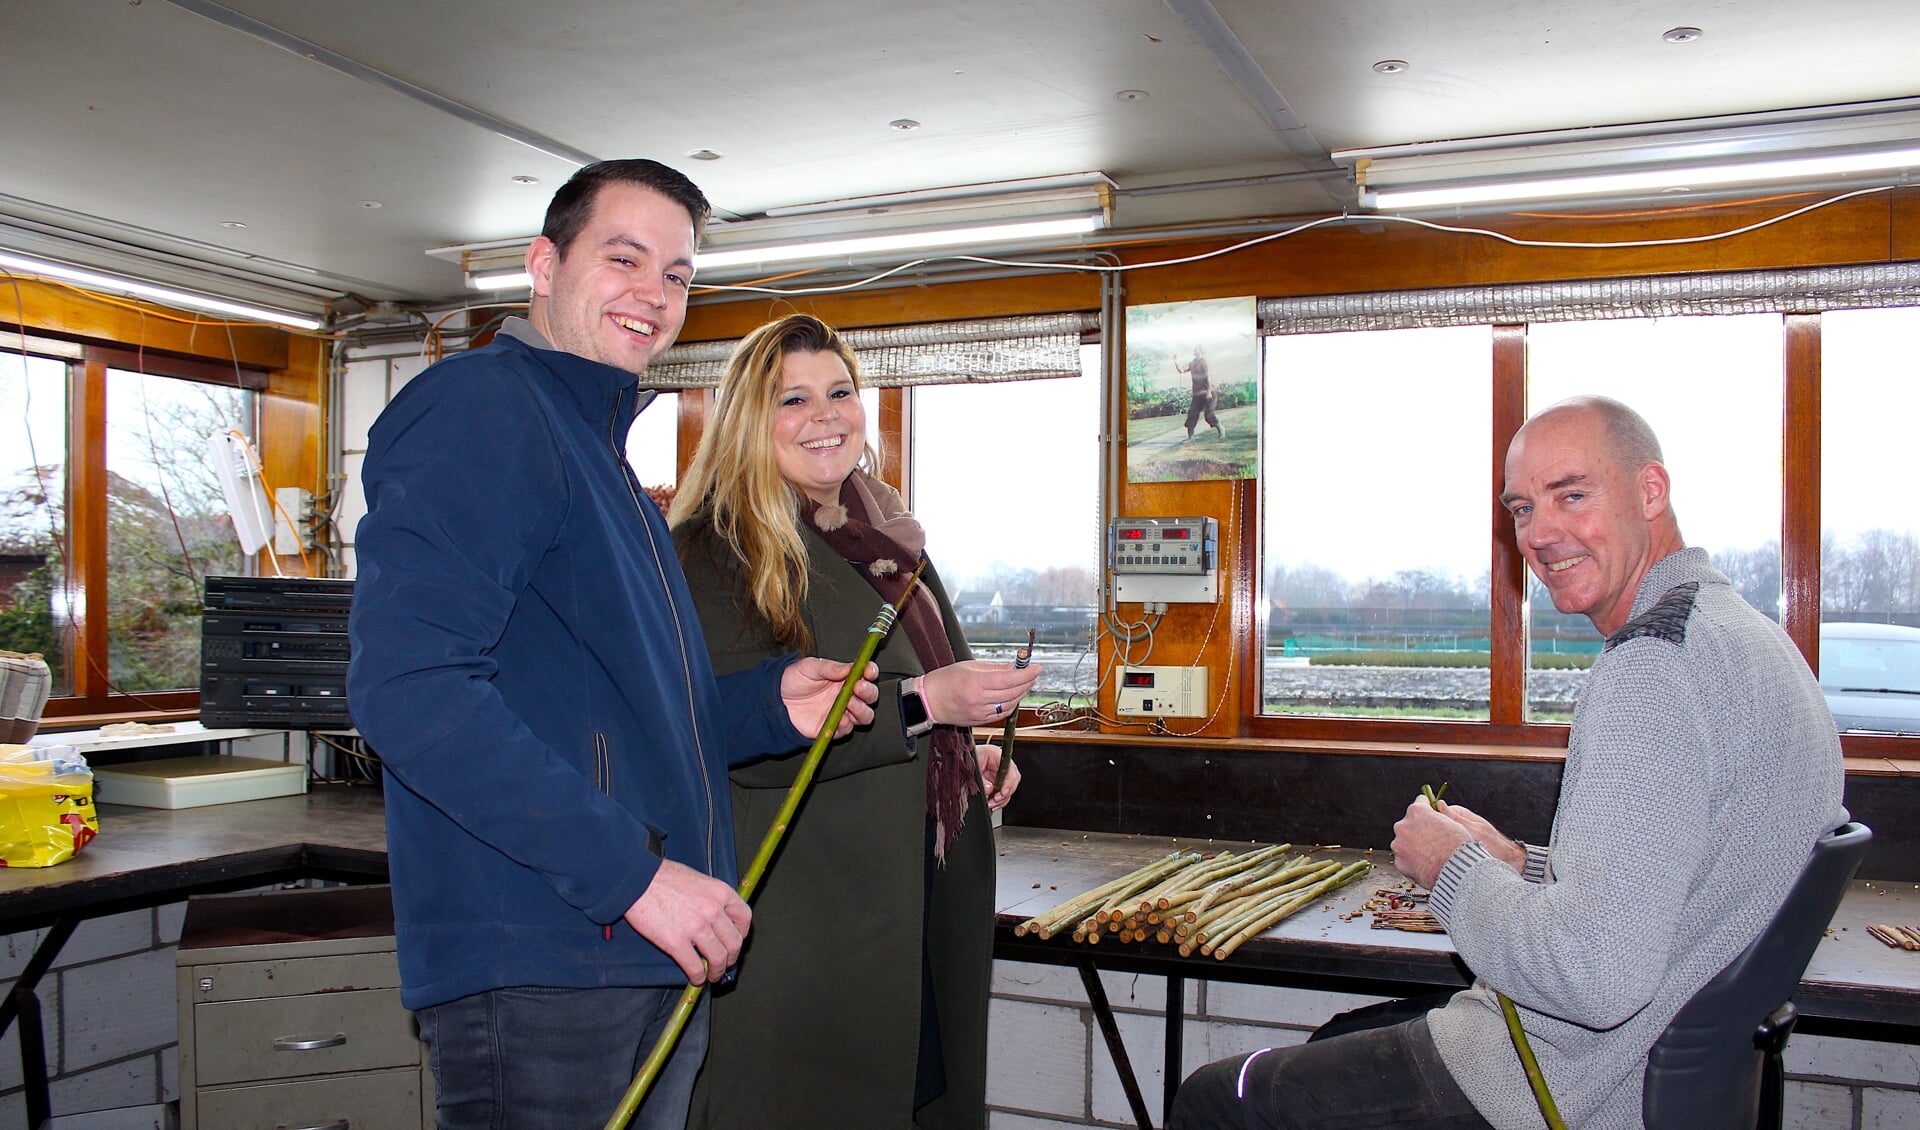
top-left (670, 313), bottom-right (1038, 1129)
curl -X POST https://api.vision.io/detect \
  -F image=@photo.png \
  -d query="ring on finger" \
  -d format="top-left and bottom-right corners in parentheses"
top-left (991, 701), bottom-right (1003, 714)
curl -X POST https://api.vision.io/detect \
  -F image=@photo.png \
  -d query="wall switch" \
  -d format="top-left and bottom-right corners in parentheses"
top-left (1115, 665), bottom-right (1209, 718)
top-left (273, 487), bottom-right (314, 554)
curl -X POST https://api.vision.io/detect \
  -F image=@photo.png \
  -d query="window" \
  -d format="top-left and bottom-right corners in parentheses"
top-left (1526, 314), bottom-right (1784, 720)
top-left (1819, 308), bottom-right (1920, 733)
top-left (0, 350), bottom-right (72, 695)
top-left (104, 367), bottom-right (251, 692)
top-left (911, 346), bottom-right (1100, 691)
top-left (1261, 326), bottom-right (1492, 720)
top-left (1, 343), bottom-right (261, 716)
top-left (1248, 302), bottom-right (1906, 751)
top-left (625, 390), bottom-right (681, 493)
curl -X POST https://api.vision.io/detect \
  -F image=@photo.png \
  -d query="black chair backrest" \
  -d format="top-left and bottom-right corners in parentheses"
top-left (1642, 821), bottom-right (1871, 1130)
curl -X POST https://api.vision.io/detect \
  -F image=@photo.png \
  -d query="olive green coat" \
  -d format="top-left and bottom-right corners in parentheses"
top-left (675, 515), bottom-right (996, 1130)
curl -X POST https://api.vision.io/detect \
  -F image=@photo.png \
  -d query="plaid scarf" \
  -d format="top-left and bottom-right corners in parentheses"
top-left (804, 471), bottom-right (978, 862)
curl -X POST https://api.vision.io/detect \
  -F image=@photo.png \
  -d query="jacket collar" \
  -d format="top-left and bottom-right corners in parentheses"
top-left (493, 317), bottom-right (656, 430)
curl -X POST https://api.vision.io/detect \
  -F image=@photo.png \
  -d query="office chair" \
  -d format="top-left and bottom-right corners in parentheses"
top-left (1642, 821), bottom-right (1871, 1130)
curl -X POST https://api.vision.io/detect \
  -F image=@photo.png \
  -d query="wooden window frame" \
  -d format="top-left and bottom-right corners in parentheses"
top-left (40, 346), bottom-right (265, 721)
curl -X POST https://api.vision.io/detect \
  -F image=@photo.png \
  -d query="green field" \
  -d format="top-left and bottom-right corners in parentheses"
top-left (1127, 404), bottom-right (1259, 481)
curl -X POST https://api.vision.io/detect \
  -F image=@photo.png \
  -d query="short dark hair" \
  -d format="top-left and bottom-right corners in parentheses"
top-left (540, 159), bottom-right (712, 255)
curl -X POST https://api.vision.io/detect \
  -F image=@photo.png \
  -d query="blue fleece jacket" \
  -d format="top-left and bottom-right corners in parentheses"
top-left (348, 330), bottom-right (805, 1010)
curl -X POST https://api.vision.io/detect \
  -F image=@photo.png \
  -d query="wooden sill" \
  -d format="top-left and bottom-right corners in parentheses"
top-left (986, 722), bottom-right (1920, 777)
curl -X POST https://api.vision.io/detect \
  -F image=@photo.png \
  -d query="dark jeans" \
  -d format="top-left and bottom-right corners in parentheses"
top-left (417, 985), bottom-right (709, 1130)
top-left (1169, 994), bottom-right (1494, 1130)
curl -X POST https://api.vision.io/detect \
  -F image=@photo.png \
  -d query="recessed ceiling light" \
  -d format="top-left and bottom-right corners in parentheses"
top-left (1373, 59), bottom-right (1410, 74)
top-left (510, 175), bottom-right (540, 185)
top-left (1663, 26), bottom-right (1703, 44)
top-left (687, 149), bottom-right (722, 161)
top-left (889, 118), bottom-right (921, 132)
top-left (356, 200), bottom-right (383, 209)
top-left (1115, 89), bottom-right (1150, 102)
top-left (219, 221), bottom-right (247, 229)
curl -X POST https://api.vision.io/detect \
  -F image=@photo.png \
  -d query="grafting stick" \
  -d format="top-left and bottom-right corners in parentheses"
top-left (990, 628), bottom-right (1035, 795)
top-left (603, 559), bottom-right (927, 1130)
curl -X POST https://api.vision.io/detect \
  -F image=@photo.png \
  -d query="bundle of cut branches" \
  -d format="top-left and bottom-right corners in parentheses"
top-left (1867, 924), bottom-right (1920, 951)
top-left (1015, 844), bottom-right (1370, 960)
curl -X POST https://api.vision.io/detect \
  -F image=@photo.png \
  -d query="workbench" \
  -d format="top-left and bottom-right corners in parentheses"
top-left (2, 794), bottom-right (1915, 1129)
top-left (989, 826), bottom-right (1920, 1130)
top-left (0, 788), bottom-right (389, 1126)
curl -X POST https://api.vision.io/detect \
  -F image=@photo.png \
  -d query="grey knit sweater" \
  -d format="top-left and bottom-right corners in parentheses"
top-left (1426, 548), bottom-right (1846, 1130)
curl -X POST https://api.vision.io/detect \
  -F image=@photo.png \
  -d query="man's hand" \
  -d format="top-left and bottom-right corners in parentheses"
top-left (974, 741), bottom-right (1020, 810)
top-left (622, 859), bottom-right (751, 983)
top-left (1437, 802), bottom-right (1527, 873)
top-left (1391, 797), bottom-right (1474, 891)
top-left (782, 658), bottom-right (879, 739)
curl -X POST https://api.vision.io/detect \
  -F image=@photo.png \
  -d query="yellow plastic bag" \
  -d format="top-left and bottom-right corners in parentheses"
top-left (0, 744), bottom-right (97, 867)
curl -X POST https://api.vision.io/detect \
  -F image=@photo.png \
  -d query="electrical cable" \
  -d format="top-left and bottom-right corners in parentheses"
top-left (1156, 503), bottom-right (1238, 737)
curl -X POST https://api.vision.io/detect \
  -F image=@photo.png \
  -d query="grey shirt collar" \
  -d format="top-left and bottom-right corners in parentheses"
top-left (496, 314), bottom-right (660, 414)
top-left (496, 315), bottom-right (554, 351)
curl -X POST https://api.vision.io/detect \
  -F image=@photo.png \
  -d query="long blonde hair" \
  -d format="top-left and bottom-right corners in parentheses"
top-left (669, 314), bottom-right (878, 651)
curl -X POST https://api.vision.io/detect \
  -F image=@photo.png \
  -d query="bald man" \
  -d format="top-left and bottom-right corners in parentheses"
top-left (1171, 396), bottom-right (1845, 1130)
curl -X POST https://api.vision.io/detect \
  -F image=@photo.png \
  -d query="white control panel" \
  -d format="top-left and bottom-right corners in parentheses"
top-left (1109, 516), bottom-right (1220, 604)
top-left (1114, 665), bottom-right (1209, 718)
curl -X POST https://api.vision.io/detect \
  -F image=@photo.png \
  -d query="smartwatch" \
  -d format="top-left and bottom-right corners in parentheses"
top-left (899, 677), bottom-right (935, 738)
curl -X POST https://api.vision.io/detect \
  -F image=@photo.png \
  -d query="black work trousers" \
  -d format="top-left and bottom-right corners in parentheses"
top-left (1168, 994), bottom-right (1496, 1130)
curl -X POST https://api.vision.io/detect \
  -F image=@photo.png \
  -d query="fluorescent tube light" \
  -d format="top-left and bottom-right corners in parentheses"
top-left (0, 249), bottom-right (325, 330)
top-left (1342, 100), bottom-right (1920, 212)
top-left (0, 247), bottom-right (324, 328)
top-left (458, 217), bottom-right (1101, 290)
top-left (467, 269), bottom-right (533, 291)
top-left (692, 215), bottom-right (1100, 271)
top-left (442, 174), bottom-right (1114, 290)
top-left (1366, 145), bottom-right (1920, 210)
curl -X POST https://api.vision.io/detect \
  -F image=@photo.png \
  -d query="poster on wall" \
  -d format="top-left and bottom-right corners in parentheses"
top-left (1125, 295), bottom-right (1258, 482)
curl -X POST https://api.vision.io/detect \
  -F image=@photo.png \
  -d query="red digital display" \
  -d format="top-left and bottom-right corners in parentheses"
top-left (1119, 528), bottom-right (1146, 540)
top-left (1163, 528), bottom-right (1190, 539)
top-left (1123, 671), bottom-right (1155, 687)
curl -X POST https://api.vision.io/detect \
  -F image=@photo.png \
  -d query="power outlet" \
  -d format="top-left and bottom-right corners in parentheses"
top-left (1115, 665), bottom-right (1209, 718)
top-left (273, 487), bottom-right (314, 554)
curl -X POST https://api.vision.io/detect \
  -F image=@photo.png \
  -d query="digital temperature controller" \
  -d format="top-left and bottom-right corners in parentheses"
top-left (1107, 516), bottom-right (1217, 575)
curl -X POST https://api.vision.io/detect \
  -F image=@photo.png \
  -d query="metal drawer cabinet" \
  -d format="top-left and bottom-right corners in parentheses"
top-left (176, 885), bottom-right (430, 1130)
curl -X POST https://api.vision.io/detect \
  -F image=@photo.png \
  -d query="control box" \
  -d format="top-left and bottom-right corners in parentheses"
top-left (1114, 665), bottom-right (1209, 718)
top-left (1109, 516), bottom-right (1219, 604)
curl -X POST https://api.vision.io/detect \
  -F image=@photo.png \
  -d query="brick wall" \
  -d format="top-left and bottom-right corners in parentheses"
top-left (984, 959), bottom-right (1920, 1129)
top-left (0, 902), bottom-right (186, 1126)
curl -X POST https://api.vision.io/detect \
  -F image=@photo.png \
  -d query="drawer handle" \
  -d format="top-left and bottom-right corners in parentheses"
top-left (279, 1121), bottom-right (349, 1130)
top-left (272, 1033), bottom-right (347, 1051)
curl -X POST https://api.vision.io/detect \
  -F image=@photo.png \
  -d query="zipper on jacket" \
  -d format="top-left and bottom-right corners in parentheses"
top-left (608, 388), bottom-right (720, 878)
top-left (595, 730), bottom-right (613, 939)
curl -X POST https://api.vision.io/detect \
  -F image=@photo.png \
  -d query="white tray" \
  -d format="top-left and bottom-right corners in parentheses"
top-left (92, 755), bottom-right (307, 809)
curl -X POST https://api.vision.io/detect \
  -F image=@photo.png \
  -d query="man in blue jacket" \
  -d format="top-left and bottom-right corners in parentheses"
top-left (349, 159), bottom-right (877, 1130)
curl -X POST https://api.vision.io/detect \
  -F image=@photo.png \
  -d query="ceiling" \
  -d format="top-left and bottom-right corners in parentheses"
top-left (4, 0), bottom-right (1918, 312)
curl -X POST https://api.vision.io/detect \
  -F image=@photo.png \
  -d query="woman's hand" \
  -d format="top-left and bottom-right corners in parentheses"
top-left (921, 659), bottom-right (1043, 727)
top-left (973, 742), bottom-right (1020, 810)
